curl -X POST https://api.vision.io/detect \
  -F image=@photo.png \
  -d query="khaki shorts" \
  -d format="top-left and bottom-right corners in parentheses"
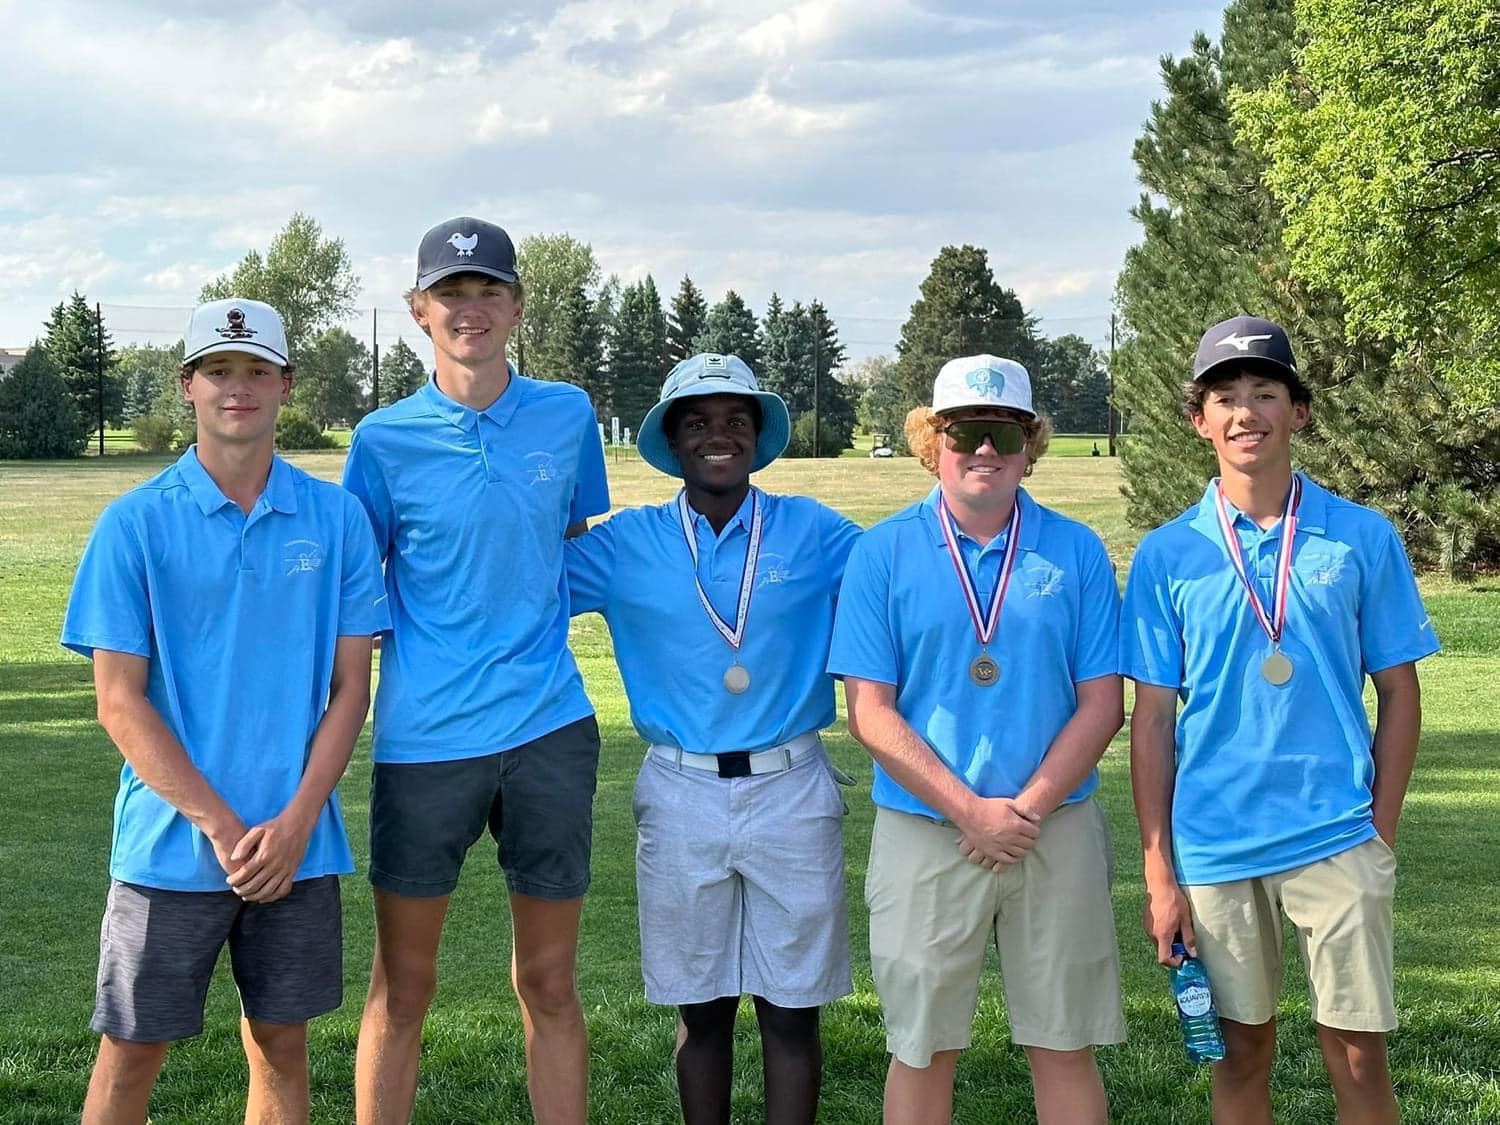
top-left (1184, 837), bottom-right (1397, 1032)
top-left (865, 800), bottom-right (1126, 1067)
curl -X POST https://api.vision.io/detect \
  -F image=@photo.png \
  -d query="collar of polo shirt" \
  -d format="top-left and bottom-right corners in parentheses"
top-left (420, 365), bottom-right (526, 430)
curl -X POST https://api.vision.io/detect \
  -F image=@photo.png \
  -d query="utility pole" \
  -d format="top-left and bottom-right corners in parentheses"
top-left (812, 319), bottom-right (821, 459)
top-left (372, 308), bottom-right (381, 409)
top-left (1107, 312), bottom-right (1118, 457)
top-left (95, 301), bottom-right (105, 456)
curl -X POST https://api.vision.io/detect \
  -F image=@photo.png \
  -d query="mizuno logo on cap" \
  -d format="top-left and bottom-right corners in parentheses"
top-left (1216, 332), bottom-right (1273, 352)
top-left (446, 232), bottom-right (478, 258)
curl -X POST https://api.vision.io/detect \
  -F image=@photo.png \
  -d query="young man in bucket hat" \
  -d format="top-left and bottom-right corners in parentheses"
top-left (564, 353), bottom-right (861, 1124)
top-left (343, 218), bottom-right (609, 1124)
top-left (1120, 316), bottom-right (1439, 1124)
top-left (829, 355), bottom-right (1126, 1125)
top-left (61, 298), bottom-right (389, 1125)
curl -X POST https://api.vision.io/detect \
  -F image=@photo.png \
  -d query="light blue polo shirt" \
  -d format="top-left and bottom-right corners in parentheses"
top-left (828, 486), bottom-right (1120, 820)
top-left (343, 370), bottom-right (610, 763)
top-left (566, 489), bottom-right (860, 752)
top-left (59, 447), bottom-right (390, 892)
top-left (1119, 473), bottom-right (1440, 885)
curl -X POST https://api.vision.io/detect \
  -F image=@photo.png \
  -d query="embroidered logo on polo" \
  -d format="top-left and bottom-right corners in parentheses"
top-left (446, 232), bottom-right (478, 258)
top-left (1300, 553), bottom-right (1346, 587)
top-left (283, 539), bottom-right (324, 575)
top-left (215, 308), bottom-right (257, 340)
top-left (965, 366), bottom-right (1005, 399)
top-left (525, 451), bottom-right (556, 484)
top-left (757, 553), bottom-right (791, 587)
top-left (1025, 564), bottom-right (1064, 598)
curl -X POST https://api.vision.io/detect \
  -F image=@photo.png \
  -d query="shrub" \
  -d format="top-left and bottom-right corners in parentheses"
top-left (783, 412), bottom-right (849, 458)
top-left (275, 406), bottom-right (336, 451)
top-left (132, 412), bottom-right (178, 453)
top-left (0, 346), bottom-right (91, 459)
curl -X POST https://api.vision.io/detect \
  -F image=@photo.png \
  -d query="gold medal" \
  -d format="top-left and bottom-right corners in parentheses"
top-left (1261, 651), bottom-right (1293, 686)
top-left (969, 654), bottom-right (999, 687)
top-left (723, 664), bottom-right (751, 694)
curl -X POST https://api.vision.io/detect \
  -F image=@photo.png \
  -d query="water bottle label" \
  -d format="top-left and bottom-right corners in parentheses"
top-left (1177, 983), bottom-right (1212, 1018)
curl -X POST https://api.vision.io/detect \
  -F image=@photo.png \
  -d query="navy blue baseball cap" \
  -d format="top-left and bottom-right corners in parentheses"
top-left (415, 217), bottom-right (518, 289)
top-left (1192, 315), bottom-right (1299, 383)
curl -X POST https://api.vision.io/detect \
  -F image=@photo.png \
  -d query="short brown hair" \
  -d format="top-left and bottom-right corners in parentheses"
top-left (1182, 364), bottom-right (1312, 419)
top-left (904, 406), bottom-right (1052, 477)
top-left (404, 273), bottom-right (525, 315)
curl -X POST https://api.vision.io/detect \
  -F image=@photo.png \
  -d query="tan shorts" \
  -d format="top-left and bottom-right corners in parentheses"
top-left (1184, 837), bottom-right (1397, 1032)
top-left (865, 800), bottom-right (1126, 1067)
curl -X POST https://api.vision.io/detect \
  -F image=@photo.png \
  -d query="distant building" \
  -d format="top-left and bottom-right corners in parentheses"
top-left (0, 347), bottom-right (28, 379)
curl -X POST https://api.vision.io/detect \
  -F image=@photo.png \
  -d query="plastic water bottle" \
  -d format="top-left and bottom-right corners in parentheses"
top-left (1170, 938), bottom-right (1226, 1062)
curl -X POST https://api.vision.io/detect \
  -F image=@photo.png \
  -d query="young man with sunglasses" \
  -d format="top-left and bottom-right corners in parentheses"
top-left (1120, 316), bottom-right (1438, 1123)
top-left (829, 355), bottom-right (1126, 1125)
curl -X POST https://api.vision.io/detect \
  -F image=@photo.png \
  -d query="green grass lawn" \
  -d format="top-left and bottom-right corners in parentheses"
top-left (1, 453), bottom-right (1496, 1123)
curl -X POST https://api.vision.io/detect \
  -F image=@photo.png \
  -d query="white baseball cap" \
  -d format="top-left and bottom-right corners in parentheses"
top-left (183, 298), bottom-right (291, 368)
top-left (931, 354), bottom-right (1035, 417)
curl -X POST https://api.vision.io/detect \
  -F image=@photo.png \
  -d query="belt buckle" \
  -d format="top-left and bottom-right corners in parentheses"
top-left (716, 751), bottom-right (752, 779)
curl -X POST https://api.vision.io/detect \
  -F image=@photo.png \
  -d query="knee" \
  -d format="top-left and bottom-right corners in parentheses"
top-left (1219, 1022), bottom-right (1276, 1082)
top-left (95, 1036), bottom-right (169, 1087)
top-left (1023, 1045), bottom-right (1097, 1082)
top-left (1326, 1029), bottom-right (1390, 1088)
top-left (679, 998), bottom-right (738, 1046)
top-left (244, 1020), bottom-right (307, 1071)
top-left (512, 957), bottom-right (580, 1020)
top-left (371, 955), bottom-right (439, 1025)
top-left (754, 1000), bottom-right (820, 1050)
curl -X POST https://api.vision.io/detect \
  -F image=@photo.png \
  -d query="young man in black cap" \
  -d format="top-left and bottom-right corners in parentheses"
top-left (1120, 316), bottom-right (1438, 1123)
top-left (344, 217), bottom-right (609, 1124)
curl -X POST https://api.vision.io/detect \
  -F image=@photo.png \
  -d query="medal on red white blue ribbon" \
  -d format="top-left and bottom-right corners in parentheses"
top-left (937, 494), bottom-right (1021, 687)
top-left (677, 489), bottom-right (762, 694)
top-left (1213, 475), bottom-right (1301, 686)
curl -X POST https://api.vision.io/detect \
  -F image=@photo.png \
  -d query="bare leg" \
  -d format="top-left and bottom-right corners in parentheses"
top-left (509, 892), bottom-right (588, 1125)
top-left (355, 890), bottom-right (450, 1125)
top-left (883, 1050), bottom-right (959, 1125)
top-left (1212, 1018), bottom-right (1278, 1125)
top-left (1023, 1045), bottom-right (1106, 1125)
top-left (753, 997), bottom-right (821, 1125)
top-left (82, 1036), bottom-right (170, 1125)
top-left (1316, 1025), bottom-right (1398, 1124)
top-left (676, 996), bottom-right (739, 1125)
top-left (241, 1018), bottom-right (309, 1124)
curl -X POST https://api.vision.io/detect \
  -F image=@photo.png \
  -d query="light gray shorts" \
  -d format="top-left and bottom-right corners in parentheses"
top-left (632, 735), bottom-right (853, 1009)
top-left (92, 875), bottom-right (342, 1042)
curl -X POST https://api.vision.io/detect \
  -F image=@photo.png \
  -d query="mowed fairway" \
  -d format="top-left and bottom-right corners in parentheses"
top-left (1, 451), bottom-right (1497, 1124)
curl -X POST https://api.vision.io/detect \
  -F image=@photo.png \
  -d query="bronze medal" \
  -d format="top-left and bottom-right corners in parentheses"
top-left (1261, 651), bottom-right (1294, 686)
top-left (969, 654), bottom-right (999, 687)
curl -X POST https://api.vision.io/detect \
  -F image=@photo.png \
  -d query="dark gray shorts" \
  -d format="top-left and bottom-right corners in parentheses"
top-left (369, 715), bottom-right (601, 900)
top-left (92, 875), bottom-right (342, 1042)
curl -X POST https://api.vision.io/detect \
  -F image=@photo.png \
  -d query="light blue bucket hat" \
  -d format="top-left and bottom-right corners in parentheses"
top-left (636, 353), bottom-right (791, 477)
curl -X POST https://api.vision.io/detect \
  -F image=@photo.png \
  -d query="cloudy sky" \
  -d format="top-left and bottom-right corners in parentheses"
top-left (0, 0), bottom-right (1225, 363)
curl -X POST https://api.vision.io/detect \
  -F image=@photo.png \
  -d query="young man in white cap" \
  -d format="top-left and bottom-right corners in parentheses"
top-left (1120, 315), bottom-right (1438, 1124)
top-left (828, 355), bottom-right (1125, 1125)
top-left (565, 353), bottom-right (860, 1124)
top-left (344, 217), bottom-right (609, 1125)
top-left (61, 298), bottom-right (389, 1125)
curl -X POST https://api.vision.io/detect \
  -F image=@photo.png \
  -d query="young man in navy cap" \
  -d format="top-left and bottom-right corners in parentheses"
top-left (62, 298), bottom-right (389, 1124)
top-left (830, 356), bottom-right (1126, 1125)
top-left (1121, 316), bottom-right (1439, 1123)
top-left (345, 218), bottom-right (609, 1124)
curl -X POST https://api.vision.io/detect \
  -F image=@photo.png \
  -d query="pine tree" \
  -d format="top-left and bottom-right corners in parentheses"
top-left (608, 278), bottom-right (668, 434)
top-left (558, 283), bottom-right (610, 419)
top-left (0, 346), bottom-right (91, 458)
top-left (694, 291), bottom-right (761, 371)
top-left (378, 338), bottom-right (429, 407)
top-left (666, 277), bottom-right (708, 366)
top-left (43, 293), bottom-right (124, 431)
top-left (1033, 335), bottom-right (1109, 433)
top-left (892, 246), bottom-right (1038, 414)
top-left (117, 342), bottom-right (182, 422)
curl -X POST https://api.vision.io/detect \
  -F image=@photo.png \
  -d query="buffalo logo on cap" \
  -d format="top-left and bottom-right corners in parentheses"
top-left (446, 232), bottom-right (478, 258)
top-left (215, 307), bottom-right (258, 340)
top-left (965, 366), bottom-right (1005, 399)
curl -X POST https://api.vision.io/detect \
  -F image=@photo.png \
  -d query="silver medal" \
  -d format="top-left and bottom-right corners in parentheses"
top-left (723, 664), bottom-right (751, 694)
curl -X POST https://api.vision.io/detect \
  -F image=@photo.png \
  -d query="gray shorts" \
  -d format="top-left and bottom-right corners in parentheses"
top-left (369, 715), bottom-right (601, 900)
top-left (92, 875), bottom-right (342, 1042)
top-left (632, 735), bottom-right (853, 1009)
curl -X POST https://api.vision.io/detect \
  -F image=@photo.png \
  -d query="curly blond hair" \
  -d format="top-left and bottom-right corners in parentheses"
top-left (904, 406), bottom-right (1052, 477)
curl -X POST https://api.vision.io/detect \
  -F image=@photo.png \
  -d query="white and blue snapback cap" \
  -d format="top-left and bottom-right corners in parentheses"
top-left (931, 354), bottom-right (1035, 417)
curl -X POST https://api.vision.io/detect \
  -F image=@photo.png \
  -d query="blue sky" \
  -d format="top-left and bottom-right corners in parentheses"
top-left (0, 1), bottom-right (1224, 363)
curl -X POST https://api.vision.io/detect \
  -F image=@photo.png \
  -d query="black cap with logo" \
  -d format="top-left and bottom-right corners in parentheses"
top-left (415, 217), bottom-right (518, 290)
top-left (1192, 315), bottom-right (1298, 383)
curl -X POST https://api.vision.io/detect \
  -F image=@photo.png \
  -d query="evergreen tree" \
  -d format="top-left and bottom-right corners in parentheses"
top-left (298, 327), bottom-right (370, 428)
top-left (558, 283), bottom-right (610, 419)
top-left (0, 346), bottom-right (91, 458)
top-left (43, 293), bottom-right (124, 430)
top-left (1033, 335), bottom-right (1110, 433)
top-left (892, 246), bottom-right (1038, 415)
top-left (608, 277), bottom-right (668, 434)
top-left (117, 342), bottom-right (183, 422)
top-left (757, 293), bottom-right (793, 397)
top-left (694, 290), bottom-right (761, 370)
top-left (758, 298), bottom-right (855, 456)
top-left (667, 277), bottom-right (708, 365)
top-left (514, 233), bottom-right (601, 381)
top-left (378, 338), bottom-right (429, 407)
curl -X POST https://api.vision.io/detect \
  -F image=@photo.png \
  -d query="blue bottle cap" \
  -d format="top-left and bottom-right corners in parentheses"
top-left (1171, 939), bottom-right (1188, 958)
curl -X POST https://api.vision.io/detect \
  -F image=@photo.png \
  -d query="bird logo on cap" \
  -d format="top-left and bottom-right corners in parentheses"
top-left (447, 232), bottom-right (478, 258)
top-left (1215, 331), bottom-right (1273, 352)
top-left (965, 367), bottom-right (1005, 399)
top-left (215, 308), bottom-right (257, 340)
